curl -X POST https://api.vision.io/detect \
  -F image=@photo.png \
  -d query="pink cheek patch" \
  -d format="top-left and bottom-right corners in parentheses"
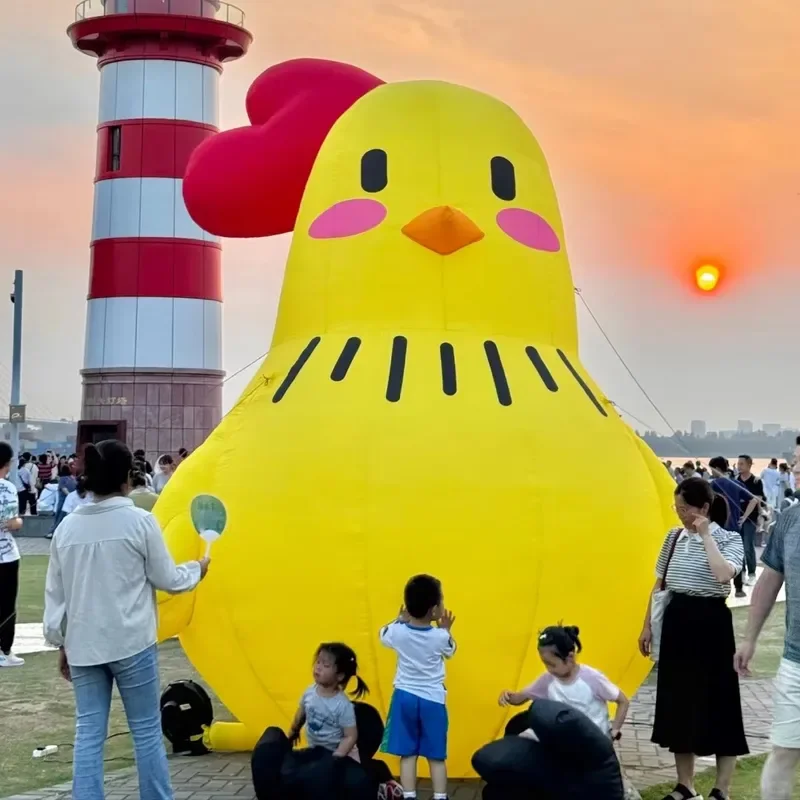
top-left (496, 208), bottom-right (561, 252)
top-left (308, 198), bottom-right (387, 239)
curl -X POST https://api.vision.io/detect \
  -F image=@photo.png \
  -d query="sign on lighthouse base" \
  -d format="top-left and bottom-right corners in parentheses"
top-left (79, 369), bottom-right (223, 463)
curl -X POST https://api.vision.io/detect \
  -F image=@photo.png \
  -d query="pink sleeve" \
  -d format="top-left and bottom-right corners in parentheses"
top-left (519, 673), bottom-right (553, 700)
top-left (581, 666), bottom-right (621, 702)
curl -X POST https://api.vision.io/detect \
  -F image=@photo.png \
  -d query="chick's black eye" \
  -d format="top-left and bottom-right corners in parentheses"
top-left (361, 149), bottom-right (388, 193)
top-left (491, 156), bottom-right (516, 201)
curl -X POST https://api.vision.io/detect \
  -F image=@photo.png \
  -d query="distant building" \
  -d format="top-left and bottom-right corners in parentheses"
top-left (719, 430), bottom-right (737, 440)
top-left (763, 423), bottom-right (782, 437)
top-left (737, 420), bottom-right (754, 435)
top-left (690, 420), bottom-right (707, 438)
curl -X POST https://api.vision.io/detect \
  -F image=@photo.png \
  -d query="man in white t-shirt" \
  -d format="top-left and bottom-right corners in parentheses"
top-left (0, 443), bottom-right (25, 667)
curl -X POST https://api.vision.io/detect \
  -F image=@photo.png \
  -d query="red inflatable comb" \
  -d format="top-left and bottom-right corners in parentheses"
top-left (183, 59), bottom-right (384, 238)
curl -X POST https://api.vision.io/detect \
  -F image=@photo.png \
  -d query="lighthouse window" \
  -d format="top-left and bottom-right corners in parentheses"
top-left (108, 126), bottom-right (122, 172)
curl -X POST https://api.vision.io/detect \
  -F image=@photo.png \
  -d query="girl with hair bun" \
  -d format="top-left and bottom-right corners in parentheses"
top-left (43, 439), bottom-right (210, 800)
top-left (498, 623), bottom-right (631, 741)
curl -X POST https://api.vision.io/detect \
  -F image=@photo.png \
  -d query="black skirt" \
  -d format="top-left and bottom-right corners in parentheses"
top-left (652, 592), bottom-right (749, 757)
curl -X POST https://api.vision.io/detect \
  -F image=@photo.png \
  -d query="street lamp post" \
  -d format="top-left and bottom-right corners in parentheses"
top-left (9, 270), bottom-right (23, 482)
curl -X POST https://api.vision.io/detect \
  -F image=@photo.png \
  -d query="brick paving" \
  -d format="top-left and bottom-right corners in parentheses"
top-left (17, 537), bottom-right (51, 556)
top-left (2, 678), bottom-right (774, 800)
top-left (619, 679), bottom-right (773, 790)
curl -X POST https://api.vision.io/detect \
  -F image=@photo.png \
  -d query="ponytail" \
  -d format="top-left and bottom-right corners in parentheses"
top-left (315, 642), bottom-right (370, 699)
top-left (675, 477), bottom-right (731, 528)
top-left (350, 675), bottom-right (370, 700)
top-left (710, 493), bottom-right (729, 527)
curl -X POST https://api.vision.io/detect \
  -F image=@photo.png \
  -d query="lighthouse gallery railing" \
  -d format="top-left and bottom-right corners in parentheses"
top-left (75, 0), bottom-right (246, 27)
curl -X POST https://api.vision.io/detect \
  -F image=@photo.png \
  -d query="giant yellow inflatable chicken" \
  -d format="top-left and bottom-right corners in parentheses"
top-left (157, 59), bottom-right (677, 776)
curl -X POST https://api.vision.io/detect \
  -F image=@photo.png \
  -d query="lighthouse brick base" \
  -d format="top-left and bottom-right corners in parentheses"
top-left (81, 370), bottom-right (223, 461)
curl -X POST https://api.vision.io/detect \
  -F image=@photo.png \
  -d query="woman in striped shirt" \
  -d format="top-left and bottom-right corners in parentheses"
top-left (638, 477), bottom-right (747, 800)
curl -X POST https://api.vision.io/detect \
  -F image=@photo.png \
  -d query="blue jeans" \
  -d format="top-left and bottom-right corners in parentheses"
top-left (70, 644), bottom-right (173, 800)
top-left (741, 518), bottom-right (757, 576)
top-left (49, 509), bottom-right (66, 534)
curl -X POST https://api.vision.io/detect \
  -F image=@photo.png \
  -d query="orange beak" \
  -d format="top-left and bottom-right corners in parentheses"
top-left (402, 206), bottom-right (484, 255)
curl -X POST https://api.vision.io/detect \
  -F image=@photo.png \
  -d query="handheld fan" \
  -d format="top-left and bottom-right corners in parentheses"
top-left (190, 495), bottom-right (227, 558)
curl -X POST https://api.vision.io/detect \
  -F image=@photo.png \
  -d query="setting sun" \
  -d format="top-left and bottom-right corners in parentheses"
top-left (695, 264), bottom-right (720, 292)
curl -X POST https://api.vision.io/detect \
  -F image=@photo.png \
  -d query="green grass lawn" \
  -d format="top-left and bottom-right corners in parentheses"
top-left (16, 554), bottom-right (49, 624)
top-left (732, 598), bottom-right (786, 678)
top-left (2, 557), bottom-right (789, 797)
top-left (1, 556), bottom-right (231, 798)
top-left (641, 754), bottom-right (800, 799)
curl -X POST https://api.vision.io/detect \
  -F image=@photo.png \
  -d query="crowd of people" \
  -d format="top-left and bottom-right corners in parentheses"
top-left (11, 447), bottom-right (189, 526)
top-left (0, 444), bottom-right (190, 671)
top-left (662, 451), bottom-right (800, 599)
top-left (3, 436), bottom-right (800, 798)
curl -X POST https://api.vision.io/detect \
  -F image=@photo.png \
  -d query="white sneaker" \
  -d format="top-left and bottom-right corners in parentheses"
top-left (746, 574), bottom-right (757, 586)
top-left (0, 652), bottom-right (25, 667)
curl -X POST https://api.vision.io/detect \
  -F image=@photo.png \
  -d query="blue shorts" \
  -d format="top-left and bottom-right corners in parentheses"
top-left (381, 689), bottom-right (448, 761)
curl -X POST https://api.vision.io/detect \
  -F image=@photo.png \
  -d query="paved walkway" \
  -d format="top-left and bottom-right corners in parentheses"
top-left (2, 677), bottom-right (774, 800)
top-left (17, 538), bottom-right (51, 556)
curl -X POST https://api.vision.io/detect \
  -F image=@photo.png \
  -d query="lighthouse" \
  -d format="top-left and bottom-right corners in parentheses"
top-left (67, 0), bottom-right (252, 461)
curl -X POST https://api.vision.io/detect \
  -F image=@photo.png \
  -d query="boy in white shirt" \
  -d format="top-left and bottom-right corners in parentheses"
top-left (379, 574), bottom-right (456, 800)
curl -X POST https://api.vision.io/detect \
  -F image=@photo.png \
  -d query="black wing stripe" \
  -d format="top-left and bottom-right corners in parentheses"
top-left (331, 337), bottom-right (362, 381)
top-left (440, 343), bottom-right (457, 396)
top-left (557, 349), bottom-right (607, 416)
top-left (272, 337), bottom-right (321, 403)
top-left (484, 341), bottom-right (512, 406)
top-left (386, 336), bottom-right (408, 402)
top-left (525, 346), bottom-right (558, 392)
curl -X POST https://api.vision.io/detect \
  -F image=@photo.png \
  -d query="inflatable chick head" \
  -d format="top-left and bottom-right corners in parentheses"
top-left (274, 78), bottom-right (578, 353)
top-left (156, 59), bottom-right (677, 776)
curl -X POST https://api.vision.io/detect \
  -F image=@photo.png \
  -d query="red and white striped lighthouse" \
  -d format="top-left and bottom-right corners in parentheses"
top-left (67, 0), bottom-right (252, 461)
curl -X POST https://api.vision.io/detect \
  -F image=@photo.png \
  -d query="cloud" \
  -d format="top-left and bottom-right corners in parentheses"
top-left (2, 0), bottom-right (799, 426)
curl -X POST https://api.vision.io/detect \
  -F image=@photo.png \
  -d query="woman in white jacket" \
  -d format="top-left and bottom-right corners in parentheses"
top-left (44, 440), bottom-right (209, 800)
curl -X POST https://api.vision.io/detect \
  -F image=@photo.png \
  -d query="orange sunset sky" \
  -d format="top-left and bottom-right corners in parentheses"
top-left (1, 0), bottom-right (798, 431)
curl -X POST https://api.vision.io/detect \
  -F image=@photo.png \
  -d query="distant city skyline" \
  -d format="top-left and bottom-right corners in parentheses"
top-left (643, 426), bottom-right (798, 458)
top-left (687, 419), bottom-right (794, 436)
